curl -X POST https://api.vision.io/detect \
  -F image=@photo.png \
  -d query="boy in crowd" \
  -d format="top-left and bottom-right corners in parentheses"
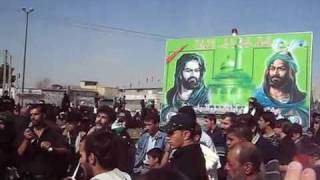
top-left (144, 148), bottom-right (164, 170)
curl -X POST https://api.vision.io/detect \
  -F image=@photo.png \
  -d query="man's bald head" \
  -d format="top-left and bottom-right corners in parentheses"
top-left (226, 142), bottom-right (262, 179)
top-left (233, 142), bottom-right (262, 173)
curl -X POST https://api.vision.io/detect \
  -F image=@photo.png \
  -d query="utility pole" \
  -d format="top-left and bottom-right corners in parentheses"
top-left (2, 50), bottom-right (8, 95)
top-left (21, 7), bottom-right (34, 105)
top-left (8, 55), bottom-right (12, 96)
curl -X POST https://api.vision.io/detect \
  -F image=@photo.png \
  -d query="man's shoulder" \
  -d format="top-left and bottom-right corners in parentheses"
top-left (139, 131), bottom-right (166, 140)
top-left (45, 125), bottom-right (62, 135)
top-left (139, 132), bottom-right (150, 138)
top-left (136, 132), bottom-right (150, 143)
top-left (172, 144), bottom-right (206, 177)
top-left (200, 131), bottom-right (213, 146)
top-left (257, 135), bottom-right (278, 152)
top-left (175, 144), bottom-right (202, 157)
top-left (42, 126), bottom-right (66, 143)
top-left (156, 131), bottom-right (167, 138)
top-left (91, 168), bottom-right (131, 180)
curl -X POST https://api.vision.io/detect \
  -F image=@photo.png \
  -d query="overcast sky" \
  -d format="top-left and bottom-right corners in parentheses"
top-left (0, 0), bottom-right (319, 96)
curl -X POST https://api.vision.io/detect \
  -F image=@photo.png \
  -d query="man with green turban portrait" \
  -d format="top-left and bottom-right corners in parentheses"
top-left (254, 49), bottom-right (308, 127)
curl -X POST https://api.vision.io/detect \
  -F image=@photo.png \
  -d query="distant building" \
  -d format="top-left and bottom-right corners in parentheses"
top-left (9, 80), bottom-right (164, 112)
top-left (13, 80), bottom-right (117, 107)
top-left (119, 87), bottom-right (162, 111)
top-left (15, 88), bottom-right (65, 105)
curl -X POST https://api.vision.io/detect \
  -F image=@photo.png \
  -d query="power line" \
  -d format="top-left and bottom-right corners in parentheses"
top-left (2, 7), bottom-right (179, 40)
top-left (34, 12), bottom-right (179, 40)
top-left (69, 22), bottom-right (177, 40)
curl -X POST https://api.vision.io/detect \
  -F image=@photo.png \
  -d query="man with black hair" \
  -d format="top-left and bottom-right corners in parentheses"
top-left (17, 104), bottom-right (70, 179)
top-left (258, 111), bottom-right (280, 148)
top-left (134, 112), bottom-right (166, 172)
top-left (90, 106), bottom-right (117, 133)
top-left (237, 114), bottom-right (257, 129)
top-left (204, 114), bottom-right (222, 141)
top-left (226, 125), bottom-right (253, 149)
top-left (273, 119), bottom-right (296, 177)
top-left (235, 112), bottom-right (280, 179)
top-left (290, 123), bottom-right (306, 154)
top-left (221, 112), bottom-right (237, 135)
top-left (274, 118), bottom-right (292, 139)
top-left (75, 106), bottom-right (117, 152)
top-left (215, 112), bottom-right (237, 180)
top-left (76, 105), bottom-right (135, 174)
top-left (79, 130), bottom-right (131, 180)
top-left (254, 112), bottom-right (281, 180)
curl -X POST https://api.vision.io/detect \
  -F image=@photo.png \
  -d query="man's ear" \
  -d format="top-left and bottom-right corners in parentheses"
top-left (89, 152), bottom-right (96, 165)
top-left (243, 162), bottom-right (254, 175)
top-left (193, 134), bottom-right (200, 142)
top-left (183, 130), bottom-right (192, 141)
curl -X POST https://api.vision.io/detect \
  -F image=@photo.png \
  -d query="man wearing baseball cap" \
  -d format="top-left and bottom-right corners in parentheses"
top-left (162, 113), bottom-right (207, 180)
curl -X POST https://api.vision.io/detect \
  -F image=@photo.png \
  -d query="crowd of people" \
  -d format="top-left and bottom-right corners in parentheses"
top-left (0, 93), bottom-right (320, 180)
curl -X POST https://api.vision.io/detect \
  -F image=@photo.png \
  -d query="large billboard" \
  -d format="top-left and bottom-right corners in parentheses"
top-left (161, 32), bottom-right (312, 127)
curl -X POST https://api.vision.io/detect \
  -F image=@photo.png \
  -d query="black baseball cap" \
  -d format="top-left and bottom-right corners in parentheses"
top-left (161, 113), bottom-right (195, 134)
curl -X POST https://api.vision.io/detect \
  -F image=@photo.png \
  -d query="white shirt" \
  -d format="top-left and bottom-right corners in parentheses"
top-left (200, 144), bottom-right (221, 180)
top-left (146, 134), bottom-right (157, 152)
top-left (90, 168), bottom-right (131, 180)
top-left (200, 130), bottom-right (217, 153)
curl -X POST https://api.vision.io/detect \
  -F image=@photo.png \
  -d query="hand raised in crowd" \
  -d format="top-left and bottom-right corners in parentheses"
top-left (24, 128), bottom-right (36, 140)
top-left (40, 141), bottom-right (52, 151)
top-left (284, 161), bottom-right (316, 180)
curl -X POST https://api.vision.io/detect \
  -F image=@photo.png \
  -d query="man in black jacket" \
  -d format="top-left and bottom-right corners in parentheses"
top-left (163, 113), bottom-right (207, 180)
